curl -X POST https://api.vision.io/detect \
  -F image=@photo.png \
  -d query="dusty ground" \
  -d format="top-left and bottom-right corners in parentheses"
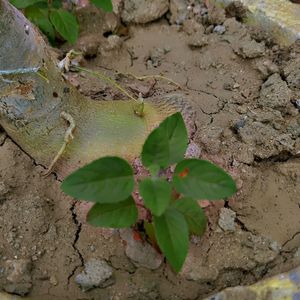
top-left (0, 1), bottom-right (300, 299)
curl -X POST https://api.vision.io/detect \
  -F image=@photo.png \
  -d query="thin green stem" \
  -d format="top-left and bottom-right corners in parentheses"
top-left (74, 66), bottom-right (139, 103)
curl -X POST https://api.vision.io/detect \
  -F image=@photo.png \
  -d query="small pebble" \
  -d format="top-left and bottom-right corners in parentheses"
top-left (75, 259), bottom-right (114, 292)
top-left (223, 82), bottom-right (234, 91)
top-left (218, 208), bottom-right (236, 232)
top-left (233, 116), bottom-right (247, 132)
top-left (0, 181), bottom-right (9, 196)
top-left (4, 259), bottom-right (32, 296)
top-left (294, 248), bottom-right (300, 258)
top-left (50, 275), bottom-right (58, 286)
top-left (213, 25), bottom-right (226, 35)
top-left (269, 241), bottom-right (281, 253)
top-left (205, 25), bottom-right (214, 34)
top-left (185, 141), bottom-right (201, 158)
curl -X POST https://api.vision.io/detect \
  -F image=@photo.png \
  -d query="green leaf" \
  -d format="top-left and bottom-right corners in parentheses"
top-left (61, 157), bottom-right (134, 203)
top-left (173, 159), bottom-right (237, 200)
top-left (38, 17), bottom-right (55, 42)
top-left (52, 0), bottom-right (62, 9)
top-left (144, 221), bottom-right (156, 245)
top-left (154, 208), bottom-right (189, 272)
top-left (142, 112), bottom-right (188, 169)
top-left (25, 6), bottom-right (55, 41)
top-left (139, 178), bottom-right (171, 216)
top-left (87, 196), bottom-right (138, 228)
top-left (49, 8), bottom-right (78, 44)
top-left (10, 0), bottom-right (46, 9)
top-left (173, 198), bottom-right (206, 236)
top-left (148, 165), bottom-right (160, 177)
top-left (90, 0), bottom-right (113, 12)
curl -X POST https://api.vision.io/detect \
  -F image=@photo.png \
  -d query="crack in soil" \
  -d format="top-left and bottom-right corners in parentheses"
top-left (224, 201), bottom-right (257, 235)
top-left (127, 49), bottom-right (135, 67)
top-left (254, 152), bottom-right (300, 164)
top-left (282, 231), bottom-right (300, 249)
top-left (108, 254), bottom-right (135, 274)
top-left (0, 133), bottom-right (7, 146)
top-left (234, 217), bottom-right (256, 235)
top-left (186, 76), bottom-right (227, 124)
top-left (186, 76), bottom-right (221, 100)
top-left (259, 259), bottom-right (278, 278)
top-left (3, 136), bottom-right (54, 177)
top-left (67, 201), bottom-right (84, 285)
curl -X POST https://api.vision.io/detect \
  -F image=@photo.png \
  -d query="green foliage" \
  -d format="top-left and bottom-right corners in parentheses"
top-left (154, 208), bottom-right (189, 272)
top-left (87, 196), bottom-right (138, 228)
top-left (142, 112), bottom-right (188, 170)
top-left (26, 5), bottom-right (55, 41)
top-left (10, 0), bottom-right (45, 9)
top-left (61, 157), bottom-right (134, 203)
top-left (50, 8), bottom-right (78, 44)
top-left (173, 198), bottom-right (206, 236)
top-left (173, 159), bottom-right (237, 200)
top-left (90, 0), bottom-right (113, 12)
top-left (62, 112), bottom-right (237, 272)
top-left (139, 178), bottom-right (171, 216)
top-left (10, 0), bottom-right (113, 44)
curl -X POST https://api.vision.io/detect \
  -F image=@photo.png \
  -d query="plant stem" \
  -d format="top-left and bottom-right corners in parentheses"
top-left (74, 66), bottom-right (139, 103)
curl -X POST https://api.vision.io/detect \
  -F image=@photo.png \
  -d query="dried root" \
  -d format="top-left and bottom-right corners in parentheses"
top-left (43, 112), bottom-right (76, 177)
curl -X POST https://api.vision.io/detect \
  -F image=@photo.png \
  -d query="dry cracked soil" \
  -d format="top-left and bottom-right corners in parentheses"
top-left (0, 1), bottom-right (300, 299)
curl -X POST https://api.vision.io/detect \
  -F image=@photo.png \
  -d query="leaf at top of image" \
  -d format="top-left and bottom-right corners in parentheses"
top-left (90, 0), bottom-right (113, 12)
top-left (10, 0), bottom-right (46, 9)
top-left (141, 112), bottom-right (188, 170)
top-left (49, 9), bottom-right (78, 44)
top-left (51, 0), bottom-right (62, 9)
top-left (25, 6), bottom-right (55, 41)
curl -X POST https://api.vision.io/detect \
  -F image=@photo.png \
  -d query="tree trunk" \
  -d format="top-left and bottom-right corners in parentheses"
top-left (0, 0), bottom-right (178, 178)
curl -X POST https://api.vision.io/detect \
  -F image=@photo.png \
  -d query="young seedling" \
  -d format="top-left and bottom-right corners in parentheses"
top-left (61, 112), bottom-right (237, 272)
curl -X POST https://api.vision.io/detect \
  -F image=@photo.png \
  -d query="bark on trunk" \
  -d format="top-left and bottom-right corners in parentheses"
top-left (0, 0), bottom-right (178, 178)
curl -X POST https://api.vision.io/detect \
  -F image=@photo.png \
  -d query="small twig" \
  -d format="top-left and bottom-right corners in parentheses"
top-left (134, 92), bottom-right (145, 117)
top-left (58, 49), bottom-right (82, 73)
top-left (120, 72), bottom-right (182, 90)
top-left (59, 50), bottom-right (145, 118)
top-left (44, 112), bottom-right (76, 177)
top-left (74, 66), bottom-right (139, 103)
top-left (37, 70), bottom-right (49, 83)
